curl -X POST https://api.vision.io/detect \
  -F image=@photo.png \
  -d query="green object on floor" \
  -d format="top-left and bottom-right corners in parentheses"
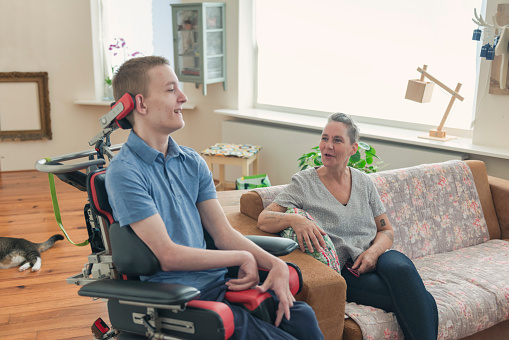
top-left (235, 173), bottom-right (271, 190)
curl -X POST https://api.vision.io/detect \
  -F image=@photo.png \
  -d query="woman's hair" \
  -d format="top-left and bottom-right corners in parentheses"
top-left (112, 56), bottom-right (170, 101)
top-left (327, 112), bottom-right (359, 144)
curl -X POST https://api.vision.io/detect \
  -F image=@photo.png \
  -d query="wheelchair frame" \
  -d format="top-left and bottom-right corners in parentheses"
top-left (35, 95), bottom-right (300, 340)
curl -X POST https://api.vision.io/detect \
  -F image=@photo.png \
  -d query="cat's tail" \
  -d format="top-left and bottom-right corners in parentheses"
top-left (37, 234), bottom-right (65, 253)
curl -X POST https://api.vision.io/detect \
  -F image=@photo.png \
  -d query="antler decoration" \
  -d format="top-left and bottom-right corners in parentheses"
top-left (473, 9), bottom-right (509, 89)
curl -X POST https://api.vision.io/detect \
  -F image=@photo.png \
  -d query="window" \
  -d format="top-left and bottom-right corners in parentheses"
top-left (101, 0), bottom-right (154, 88)
top-left (256, 0), bottom-right (481, 131)
top-left (94, 0), bottom-right (177, 99)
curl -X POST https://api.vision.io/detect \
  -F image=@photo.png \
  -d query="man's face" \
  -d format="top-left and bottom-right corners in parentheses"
top-left (143, 65), bottom-right (188, 135)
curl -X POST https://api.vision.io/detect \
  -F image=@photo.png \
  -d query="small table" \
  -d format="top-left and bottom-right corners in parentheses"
top-left (201, 143), bottom-right (262, 191)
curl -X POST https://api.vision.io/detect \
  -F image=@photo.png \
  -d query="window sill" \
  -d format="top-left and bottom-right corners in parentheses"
top-left (215, 108), bottom-right (509, 160)
top-left (74, 99), bottom-right (196, 110)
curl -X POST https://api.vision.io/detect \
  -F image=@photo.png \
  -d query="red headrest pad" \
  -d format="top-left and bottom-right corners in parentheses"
top-left (110, 93), bottom-right (135, 130)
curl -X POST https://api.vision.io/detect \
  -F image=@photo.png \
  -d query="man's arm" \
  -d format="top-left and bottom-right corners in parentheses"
top-left (197, 198), bottom-right (295, 327)
top-left (130, 213), bottom-right (258, 278)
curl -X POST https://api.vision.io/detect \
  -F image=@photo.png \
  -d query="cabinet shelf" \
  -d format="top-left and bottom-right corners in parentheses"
top-left (171, 2), bottom-right (226, 96)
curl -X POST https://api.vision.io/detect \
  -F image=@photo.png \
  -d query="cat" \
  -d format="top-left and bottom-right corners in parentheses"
top-left (0, 234), bottom-right (64, 272)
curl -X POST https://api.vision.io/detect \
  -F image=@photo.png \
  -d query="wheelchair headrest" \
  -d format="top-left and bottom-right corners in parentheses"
top-left (87, 169), bottom-right (114, 225)
top-left (110, 93), bottom-right (135, 130)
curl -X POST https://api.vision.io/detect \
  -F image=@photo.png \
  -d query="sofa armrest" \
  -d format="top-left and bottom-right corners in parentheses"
top-left (225, 210), bottom-right (346, 340)
top-left (489, 176), bottom-right (509, 239)
top-left (282, 249), bottom-right (346, 340)
top-left (240, 191), bottom-right (265, 220)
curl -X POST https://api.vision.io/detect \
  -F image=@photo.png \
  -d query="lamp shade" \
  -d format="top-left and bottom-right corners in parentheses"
top-left (405, 79), bottom-right (435, 103)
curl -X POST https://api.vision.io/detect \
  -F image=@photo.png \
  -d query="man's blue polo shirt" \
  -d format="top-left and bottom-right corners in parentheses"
top-left (105, 131), bottom-right (227, 290)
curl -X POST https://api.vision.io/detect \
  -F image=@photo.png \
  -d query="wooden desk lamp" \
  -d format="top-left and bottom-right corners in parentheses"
top-left (405, 65), bottom-right (464, 141)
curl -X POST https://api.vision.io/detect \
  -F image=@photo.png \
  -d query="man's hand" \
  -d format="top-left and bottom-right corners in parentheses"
top-left (291, 214), bottom-right (327, 253)
top-left (255, 259), bottom-right (295, 327)
top-left (225, 251), bottom-right (259, 291)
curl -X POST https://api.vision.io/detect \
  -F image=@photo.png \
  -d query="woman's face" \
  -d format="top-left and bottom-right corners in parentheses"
top-left (319, 121), bottom-right (358, 169)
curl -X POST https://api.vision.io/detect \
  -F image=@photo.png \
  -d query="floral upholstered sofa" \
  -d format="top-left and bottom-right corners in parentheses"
top-left (221, 160), bottom-right (509, 340)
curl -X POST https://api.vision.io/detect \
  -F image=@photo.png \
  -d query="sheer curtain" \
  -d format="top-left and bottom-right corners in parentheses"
top-left (256, 0), bottom-right (481, 130)
top-left (100, 0), bottom-right (154, 96)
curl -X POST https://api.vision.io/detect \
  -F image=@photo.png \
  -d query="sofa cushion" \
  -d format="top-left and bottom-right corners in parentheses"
top-left (345, 239), bottom-right (509, 340)
top-left (280, 208), bottom-right (341, 273)
top-left (370, 160), bottom-right (490, 260)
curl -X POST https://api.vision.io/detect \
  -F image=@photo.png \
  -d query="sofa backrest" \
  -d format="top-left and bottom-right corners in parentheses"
top-left (240, 160), bottom-right (500, 259)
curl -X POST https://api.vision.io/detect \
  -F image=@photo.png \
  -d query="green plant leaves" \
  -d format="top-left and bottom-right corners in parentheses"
top-left (298, 141), bottom-right (383, 173)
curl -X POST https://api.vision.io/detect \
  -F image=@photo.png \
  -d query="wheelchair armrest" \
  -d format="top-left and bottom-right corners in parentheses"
top-left (78, 279), bottom-right (200, 306)
top-left (245, 235), bottom-right (298, 256)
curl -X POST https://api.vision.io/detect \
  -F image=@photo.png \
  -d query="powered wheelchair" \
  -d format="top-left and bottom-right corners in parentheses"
top-left (35, 94), bottom-right (302, 340)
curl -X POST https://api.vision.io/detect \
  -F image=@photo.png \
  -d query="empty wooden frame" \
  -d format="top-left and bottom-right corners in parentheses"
top-left (0, 72), bottom-right (52, 141)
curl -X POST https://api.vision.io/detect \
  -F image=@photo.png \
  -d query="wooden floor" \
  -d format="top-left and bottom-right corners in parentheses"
top-left (0, 170), bottom-right (244, 339)
top-left (0, 170), bottom-right (109, 340)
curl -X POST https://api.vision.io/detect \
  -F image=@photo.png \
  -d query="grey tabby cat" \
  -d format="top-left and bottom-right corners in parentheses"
top-left (0, 234), bottom-right (64, 272)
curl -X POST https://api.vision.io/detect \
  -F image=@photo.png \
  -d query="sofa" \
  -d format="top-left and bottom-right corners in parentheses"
top-left (220, 160), bottom-right (509, 340)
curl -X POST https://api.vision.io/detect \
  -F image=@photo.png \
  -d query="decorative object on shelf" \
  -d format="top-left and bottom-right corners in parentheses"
top-left (473, 5), bottom-right (509, 94)
top-left (298, 142), bottom-right (383, 174)
top-left (103, 38), bottom-right (143, 100)
top-left (171, 2), bottom-right (226, 96)
top-left (405, 65), bottom-right (464, 141)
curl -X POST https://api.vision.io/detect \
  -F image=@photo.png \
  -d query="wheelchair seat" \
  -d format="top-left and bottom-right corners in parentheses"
top-left (78, 168), bottom-right (301, 340)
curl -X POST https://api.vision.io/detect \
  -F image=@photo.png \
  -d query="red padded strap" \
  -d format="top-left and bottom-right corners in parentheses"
top-left (288, 264), bottom-right (301, 296)
top-left (89, 171), bottom-right (114, 224)
top-left (225, 289), bottom-right (272, 311)
top-left (187, 300), bottom-right (234, 340)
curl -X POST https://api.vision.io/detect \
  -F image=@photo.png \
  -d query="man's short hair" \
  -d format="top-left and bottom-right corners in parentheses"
top-left (112, 56), bottom-right (170, 101)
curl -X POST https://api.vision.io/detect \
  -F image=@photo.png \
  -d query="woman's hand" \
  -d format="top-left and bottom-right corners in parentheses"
top-left (352, 247), bottom-right (380, 274)
top-left (291, 214), bottom-right (327, 253)
top-left (258, 202), bottom-right (327, 253)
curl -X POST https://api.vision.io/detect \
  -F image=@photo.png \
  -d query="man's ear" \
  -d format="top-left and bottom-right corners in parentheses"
top-left (135, 94), bottom-right (147, 114)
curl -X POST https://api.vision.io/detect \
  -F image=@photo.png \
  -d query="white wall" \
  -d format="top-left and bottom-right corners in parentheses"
top-left (0, 0), bottom-right (130, 171)
top-left (0, 0), bottom-right (506, 184)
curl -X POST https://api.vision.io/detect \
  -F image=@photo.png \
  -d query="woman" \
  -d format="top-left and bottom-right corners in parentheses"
top-left (257, 113), bottom-right (438, 340)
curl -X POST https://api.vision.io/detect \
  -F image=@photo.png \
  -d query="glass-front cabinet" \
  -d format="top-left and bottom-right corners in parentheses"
top-left (171, 2), bottom-right (226, 95)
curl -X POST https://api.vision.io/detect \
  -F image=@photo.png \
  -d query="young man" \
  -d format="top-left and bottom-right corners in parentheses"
top-left (105, 56), bottom-right (323, 340)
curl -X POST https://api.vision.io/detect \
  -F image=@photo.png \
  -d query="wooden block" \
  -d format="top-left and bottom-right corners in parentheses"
top-left (429, 129), bottom-right (447, 138)
top-left (405, 79), bottom-right (435, 103)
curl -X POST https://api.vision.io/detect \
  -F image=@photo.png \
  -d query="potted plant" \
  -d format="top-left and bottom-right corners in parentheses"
top-left (298, 142), bottom-right (384, 173)
top-left (103, 38), bottom-right (143, 100)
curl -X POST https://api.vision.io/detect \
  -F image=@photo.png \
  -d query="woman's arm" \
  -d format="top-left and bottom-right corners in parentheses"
top-left (258, 202), bottom-right (326, 253)
top-left (352, 213), bottom-right (394, 274)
